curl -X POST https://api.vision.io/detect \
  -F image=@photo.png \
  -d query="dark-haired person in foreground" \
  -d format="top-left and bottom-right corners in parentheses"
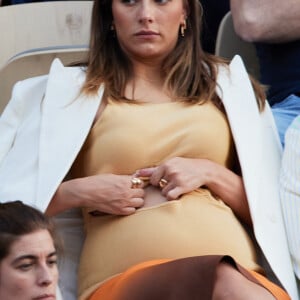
top-left (0, 201), bottom-right (60, 300)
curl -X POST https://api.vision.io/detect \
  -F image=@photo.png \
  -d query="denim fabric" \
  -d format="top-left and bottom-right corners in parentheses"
top-left (271, 94), bottom-right (300, 147)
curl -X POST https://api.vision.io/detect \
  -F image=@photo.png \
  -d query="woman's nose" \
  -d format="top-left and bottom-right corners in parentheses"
top-left (138, 2), bottom-right (154, 24)
top-left (37, 266), bottom-right (56, 286)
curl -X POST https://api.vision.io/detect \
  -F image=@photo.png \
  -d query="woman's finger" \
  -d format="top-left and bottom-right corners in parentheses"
top-left (129, 197), bottom-right (144, 208)
top-left (166, 186), bottom-right (184, 200)
top-left (151, 168), bottom-right (167, 186)
top-left (119, 206), bottom-right (137, 215)
top-left (130, 187), bottom-right (145, 199)
top-left (135, 167), bottom-right (156, 177)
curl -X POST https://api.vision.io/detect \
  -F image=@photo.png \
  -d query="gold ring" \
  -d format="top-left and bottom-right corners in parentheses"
top-left (131, 177), bottom-right (143, 189)
top-left (159, 178), bottom-right (168, 188)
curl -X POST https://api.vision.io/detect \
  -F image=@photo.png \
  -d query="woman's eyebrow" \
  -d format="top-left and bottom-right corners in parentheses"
top-left (11, 255), bottom-right (37, 265)
top-left (47, 251), bottom-right (58, 258)
top-left (12, 251), bottom-right (57, 264)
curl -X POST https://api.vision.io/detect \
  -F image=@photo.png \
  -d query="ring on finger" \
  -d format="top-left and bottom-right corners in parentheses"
top-left (159, 178), bottom-right (168, 189)
top-left (131, 177), bottom-right (143, 189)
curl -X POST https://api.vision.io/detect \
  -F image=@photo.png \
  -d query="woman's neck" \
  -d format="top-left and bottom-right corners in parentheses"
top-left (125, 62), bottom-right (173, 103)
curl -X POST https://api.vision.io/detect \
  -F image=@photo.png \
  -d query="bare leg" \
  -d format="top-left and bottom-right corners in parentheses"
top-left (212, 262), bottom-right (276, 300)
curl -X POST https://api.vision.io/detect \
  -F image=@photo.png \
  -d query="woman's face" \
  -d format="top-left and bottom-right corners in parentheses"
top-left (0, 229), bottom-right (58, 300)
top-left (112, 0), bottom-right (186, 63)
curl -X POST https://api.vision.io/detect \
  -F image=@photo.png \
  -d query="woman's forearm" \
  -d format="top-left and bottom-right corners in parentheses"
top-left (204, 160), bottom-right (252, 225)
top-left (230, 0), bottom-right (300, 43)
top-left (45, 179), bottom-right (82, 216)
top-left (45, 174), bottom-right (145, 217)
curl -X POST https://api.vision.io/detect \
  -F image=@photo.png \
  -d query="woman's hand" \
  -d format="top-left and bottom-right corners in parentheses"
top-left (136, 157), bottom-right (252, 225)
top-left (135, 157), bottom-right (210, 200)
top-left (46, 174), bottom-right (145, 216)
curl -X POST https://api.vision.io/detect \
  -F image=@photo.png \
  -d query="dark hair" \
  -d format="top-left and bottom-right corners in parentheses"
top-left (81, 0), bottom-right (265, 110)
top-left (0, 201), bottom-right (59, 261)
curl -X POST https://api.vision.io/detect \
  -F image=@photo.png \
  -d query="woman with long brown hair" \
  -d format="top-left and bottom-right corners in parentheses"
top-left (0, 0), bottom-right (297, 298)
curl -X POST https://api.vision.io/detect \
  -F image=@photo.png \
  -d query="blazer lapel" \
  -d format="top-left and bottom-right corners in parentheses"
top-left (36, 59), bottom-right (104, 211)
top-left (216, 55), bottom-right (263, 215)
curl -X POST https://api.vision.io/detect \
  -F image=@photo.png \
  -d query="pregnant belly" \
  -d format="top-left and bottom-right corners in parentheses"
top-left (79, 190), bottom-right (261, 296)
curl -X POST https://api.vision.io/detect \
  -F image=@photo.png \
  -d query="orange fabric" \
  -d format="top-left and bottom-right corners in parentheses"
top-left (89, 259), bottom-right (172, 300)
top-left (249, 270), bottom-right (291, 300)
top-left (88, 259), bottom-right (290, 300)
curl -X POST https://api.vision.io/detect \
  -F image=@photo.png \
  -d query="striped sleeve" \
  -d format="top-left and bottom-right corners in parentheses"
top-left (280, 116), bottom-right (300, 279)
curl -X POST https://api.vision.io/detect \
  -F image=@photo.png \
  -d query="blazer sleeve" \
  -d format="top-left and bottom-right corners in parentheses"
top-left (0, 75), bottom-right (48, 165)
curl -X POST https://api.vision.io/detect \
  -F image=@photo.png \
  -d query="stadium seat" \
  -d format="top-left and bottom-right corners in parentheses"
top-left (0, 1), bottom-right (92, 68)
top-left (215, 11), bottom-right (260, 79)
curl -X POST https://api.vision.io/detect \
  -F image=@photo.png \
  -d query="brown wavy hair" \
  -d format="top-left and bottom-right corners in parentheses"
top-left (0, 201), bottom-right (61, 261)
top-left (82, 0), bottom-right (265, 111)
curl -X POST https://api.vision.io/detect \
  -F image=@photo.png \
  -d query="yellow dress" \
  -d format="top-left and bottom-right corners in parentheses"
top-left (70, 100), bottom-right (260, 300)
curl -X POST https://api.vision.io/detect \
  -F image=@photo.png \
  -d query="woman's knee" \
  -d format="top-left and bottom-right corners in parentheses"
top-left (212, 262), bottom-right (276, 300)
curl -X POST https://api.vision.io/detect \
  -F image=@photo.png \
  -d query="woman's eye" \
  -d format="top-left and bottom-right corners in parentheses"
top-left (155, 0), bottom-right (169, 4)
top-left (47, 258), bottom-right (58, 267)
top-left (18, 263), bottom-right (33, 271)
top-left (121, 0), bottom-right (137, 5)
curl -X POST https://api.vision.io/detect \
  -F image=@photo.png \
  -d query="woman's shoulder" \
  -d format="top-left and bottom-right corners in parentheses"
top-left (3, 59), bottom-right (87, 119)
top-left (12, 58), bottom-right (86, 95)
top-left (48, 58), bottom-right (87, 87)
top-left (216, 55), bottom-right (247, 80)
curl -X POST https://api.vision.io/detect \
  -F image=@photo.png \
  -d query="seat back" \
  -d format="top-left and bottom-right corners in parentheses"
top-left (0, 47), bottom-right (88, 114)
top-left (215, 12), bottom-right (260, 79)
top-left (0, 1), bottom-right (93, 68)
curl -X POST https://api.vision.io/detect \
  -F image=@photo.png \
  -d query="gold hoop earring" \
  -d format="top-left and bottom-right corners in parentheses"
top-left (180, 20), bottom-right (186, 37)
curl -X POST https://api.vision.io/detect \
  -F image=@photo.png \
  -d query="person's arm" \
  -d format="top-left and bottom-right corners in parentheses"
top-left (280, 117), bottom-right (300, 279)
top-left (136, 157), bottom-right (251, 226)
top-left (230, 0), bottom-right (300, 43)
top-left (0, 81), bottom-right (32, 164)
top-left (202, 160), bottom-right (251, 226)
top-left (46, 174), bottom-right (145, 216)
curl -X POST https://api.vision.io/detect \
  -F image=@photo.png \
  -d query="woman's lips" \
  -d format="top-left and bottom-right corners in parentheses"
top-left (135, 30), bottom-right (159, 37)
top-left (33, 294), bottom-right (55, 300)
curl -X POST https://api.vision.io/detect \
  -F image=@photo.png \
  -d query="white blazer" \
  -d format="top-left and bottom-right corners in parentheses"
top-left (0, 56), bottom-right (298, 300)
